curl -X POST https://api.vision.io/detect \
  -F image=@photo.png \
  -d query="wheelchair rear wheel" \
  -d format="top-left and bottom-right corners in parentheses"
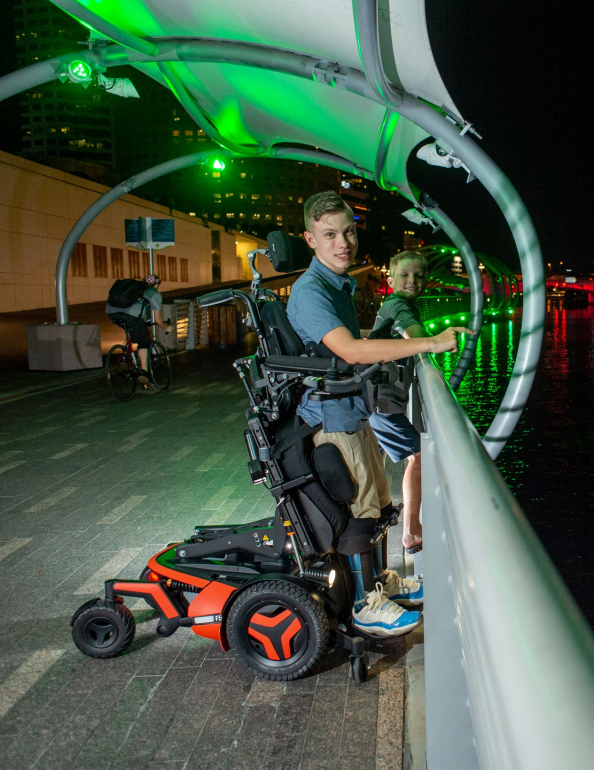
top-left (149, 341), bottom-right (171, 391)
top-left (227, 580), bottom-right (329, 680)
top-left (106, 344), bottom-right (137, 401)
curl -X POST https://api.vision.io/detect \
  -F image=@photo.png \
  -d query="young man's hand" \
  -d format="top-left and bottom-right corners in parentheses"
top-left (429, 327), bottom-right (475, 354)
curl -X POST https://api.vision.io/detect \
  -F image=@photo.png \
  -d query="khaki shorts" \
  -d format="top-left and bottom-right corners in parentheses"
top-left (313, 424), bottom-right (391, 519)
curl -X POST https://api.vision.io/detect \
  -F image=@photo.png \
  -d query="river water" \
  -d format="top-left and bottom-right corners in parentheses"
top-left (435, 302), bottom-right (594, 626)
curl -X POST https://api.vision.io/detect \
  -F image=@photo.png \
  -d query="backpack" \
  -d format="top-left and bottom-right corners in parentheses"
top-left (108, 279), bottom-right (146, 309)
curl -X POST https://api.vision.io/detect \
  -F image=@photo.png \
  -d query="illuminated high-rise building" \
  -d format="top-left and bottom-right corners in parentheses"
top-left (13, 1), bottom-right (114, 174)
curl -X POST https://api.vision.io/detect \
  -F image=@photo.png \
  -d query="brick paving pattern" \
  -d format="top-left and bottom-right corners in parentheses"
top-left (0, 345), bottom-right (413, 770)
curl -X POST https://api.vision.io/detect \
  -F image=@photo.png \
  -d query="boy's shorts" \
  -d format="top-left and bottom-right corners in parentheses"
top-left (369, 412), bottom-right (421, 463)
top-left (313, 424), bottom-right (391, 519)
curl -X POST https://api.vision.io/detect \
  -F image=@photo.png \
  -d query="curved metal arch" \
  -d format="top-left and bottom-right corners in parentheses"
top-left (425, 208), bottom-right (483, 390)
top-left (53, 146), bottom-right (375, 324)
top-left (54, 149), bottom-right (233, 324)
top-left (352, 0), bottom-right (545, 459)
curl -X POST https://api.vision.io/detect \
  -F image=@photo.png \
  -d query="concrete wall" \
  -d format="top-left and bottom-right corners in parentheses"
top-left (0, 151), bottom-right (265, 313)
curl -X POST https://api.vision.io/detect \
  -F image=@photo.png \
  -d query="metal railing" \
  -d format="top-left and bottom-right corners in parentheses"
top-left (416, 353), bottom-right (594, 770)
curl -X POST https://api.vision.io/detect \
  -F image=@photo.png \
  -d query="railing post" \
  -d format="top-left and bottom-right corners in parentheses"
top-left (422, 430), bottom-right (479, 770)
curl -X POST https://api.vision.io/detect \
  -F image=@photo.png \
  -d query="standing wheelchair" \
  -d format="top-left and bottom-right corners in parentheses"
top-left (71, 231), bottom-right (404, 683)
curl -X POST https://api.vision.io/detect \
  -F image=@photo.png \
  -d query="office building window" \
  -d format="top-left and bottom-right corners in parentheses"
top-left (157, 254), bottom-right (167, 279)
top-left (71, 242), bottom-right (87, 277)
top-left (110, 247), bottom-right (124, 278)
top-left (128, 249), bottom-right (140, 277)
top-left (180, 258), bottom-right (189, 282)
top-left (93, 245), bottom-right (108, 278)
top-left (168, 256), bottom-right (178, 282)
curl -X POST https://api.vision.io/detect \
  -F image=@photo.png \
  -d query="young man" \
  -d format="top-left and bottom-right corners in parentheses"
top-left (106, 274), bottom-right (172, 384)
top-left (287, 191), bottom-right (472, 637)
top-left (369, 252), bottom-right (430, 555)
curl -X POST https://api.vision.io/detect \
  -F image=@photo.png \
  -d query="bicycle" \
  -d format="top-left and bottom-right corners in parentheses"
top-left (105, 323), bottom-right (172, 402)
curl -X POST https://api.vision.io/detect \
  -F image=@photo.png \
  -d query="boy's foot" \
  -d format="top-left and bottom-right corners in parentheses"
top-left (381, 570), bottom-right (424, 606)
top-left (138, 370), bottom-right (150, 385)
top-left (352, 582), bottom-right (423, 637)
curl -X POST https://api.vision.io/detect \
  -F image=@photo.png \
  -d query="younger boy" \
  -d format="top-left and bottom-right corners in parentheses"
top-left (370, 252), bottom-right (430, 555)
top-left (287, 192), bottom-right (471, 637)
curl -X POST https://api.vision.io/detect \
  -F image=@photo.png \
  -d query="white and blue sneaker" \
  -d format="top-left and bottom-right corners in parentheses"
top-left (352, 582), bottom-right (423, 638)
top-left (381, 570), bottom-right (424, 607)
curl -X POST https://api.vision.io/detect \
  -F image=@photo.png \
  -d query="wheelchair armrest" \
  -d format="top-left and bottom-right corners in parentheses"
top-left (264, 355), bottom-right (364, 376)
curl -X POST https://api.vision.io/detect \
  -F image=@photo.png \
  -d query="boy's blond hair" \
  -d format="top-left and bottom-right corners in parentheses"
top-left (304, 191), bottom-right (354, 231)
top-left (389, 251), bottom-right (428, 276)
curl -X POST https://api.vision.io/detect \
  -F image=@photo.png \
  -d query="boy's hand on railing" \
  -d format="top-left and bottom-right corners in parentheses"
top-left (430, 327), bottom-right (475, 354)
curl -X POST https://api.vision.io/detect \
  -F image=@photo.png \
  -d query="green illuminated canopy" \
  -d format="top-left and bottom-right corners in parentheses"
top-left (50, 0), bottom-right (461, 202)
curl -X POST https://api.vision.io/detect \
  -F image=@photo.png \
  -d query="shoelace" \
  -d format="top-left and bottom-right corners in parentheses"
top-left (365, 582), bottom-right (404, 619)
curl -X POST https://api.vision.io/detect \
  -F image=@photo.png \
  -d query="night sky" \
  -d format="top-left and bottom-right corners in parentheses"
top-left (418, 0), bottom-right (591, 272)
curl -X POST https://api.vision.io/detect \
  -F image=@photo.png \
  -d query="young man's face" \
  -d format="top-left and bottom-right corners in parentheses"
top-left (387, 258), bottom-right (427, 298)
top-left (303, 210), bottom-right (358, 274)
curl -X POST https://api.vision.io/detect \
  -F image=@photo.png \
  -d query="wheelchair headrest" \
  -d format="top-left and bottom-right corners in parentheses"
top-left (267, 231), bottom-right (312, 273)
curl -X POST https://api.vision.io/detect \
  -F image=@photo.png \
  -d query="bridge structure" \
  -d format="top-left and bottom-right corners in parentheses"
top-left (1, 2), bottom-right (593, 769)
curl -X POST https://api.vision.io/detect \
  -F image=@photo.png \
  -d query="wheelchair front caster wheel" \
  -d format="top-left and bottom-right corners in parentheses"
top-left (350, 652), bottom-right (370, 684)
top-left (72, 599), bottom-right (136, 658)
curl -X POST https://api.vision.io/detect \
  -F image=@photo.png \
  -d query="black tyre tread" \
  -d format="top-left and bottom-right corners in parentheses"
top-left (149, 342), bottom-right (171, 392)
top-left (72, 601), bottom-right (136, 658)
top-left (227, 580), bottom-right (329, 681)
top-left (106, 345), bottom-right (136, 402)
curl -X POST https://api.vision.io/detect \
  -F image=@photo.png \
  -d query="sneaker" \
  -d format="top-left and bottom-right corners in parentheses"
top-left (138, 370), bottom-right (150, 385)
top-left (352, 582), bottom-right (423, 637)
top-left (381, 570), bottom-right (424, 606)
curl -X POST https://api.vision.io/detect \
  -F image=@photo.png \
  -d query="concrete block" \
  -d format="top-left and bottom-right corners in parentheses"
top-left (27, 323), bottom-right (102, 371)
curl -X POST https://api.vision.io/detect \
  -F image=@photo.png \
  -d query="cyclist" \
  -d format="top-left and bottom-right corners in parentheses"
top-left (106, 274), bottom-right (172, 384)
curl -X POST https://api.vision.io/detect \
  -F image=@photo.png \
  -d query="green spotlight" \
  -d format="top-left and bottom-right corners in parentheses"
top-left (429, 323), bottom-right (435, 328)
top-left (508, 308), bottom-right (513, 314)
top-left (460, 315), bottom-right (466, 320)
top-left (67, 60), bottom-right (93, 83)
top-left (444, 318), bottom-right (450, 324)
top-left (212, 159), bottom-right (226, 170)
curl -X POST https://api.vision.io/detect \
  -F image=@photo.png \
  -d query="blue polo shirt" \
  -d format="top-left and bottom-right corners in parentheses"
top-left (287, 256), bottom-right (369, 432)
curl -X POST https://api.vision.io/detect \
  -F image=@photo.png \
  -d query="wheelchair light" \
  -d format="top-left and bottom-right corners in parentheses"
top-left (303, 565), bottom-right (336, 587)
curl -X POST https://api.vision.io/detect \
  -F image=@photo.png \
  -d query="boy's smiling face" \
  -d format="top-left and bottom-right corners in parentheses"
top-left (388, 258), bottom-right (427, 299)
top-left (303, 210), bottom-right (358, 274)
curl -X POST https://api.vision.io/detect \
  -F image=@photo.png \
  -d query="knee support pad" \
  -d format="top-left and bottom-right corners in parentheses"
top-left (335, 517), bottom-right (377, 556)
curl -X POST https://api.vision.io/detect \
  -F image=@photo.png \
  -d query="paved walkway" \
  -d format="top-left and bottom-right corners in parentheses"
top-left (0, 343), bottom-right (422, 770)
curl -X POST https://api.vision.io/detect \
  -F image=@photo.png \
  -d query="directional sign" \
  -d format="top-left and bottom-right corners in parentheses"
top-left (125, 217), bottom-right (175, 250)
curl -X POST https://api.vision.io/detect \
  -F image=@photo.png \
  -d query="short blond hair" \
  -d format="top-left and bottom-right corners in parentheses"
top-left (304, 191), bottom-right (354, 231)
top-left (389, 251), bottom-right (428, 276)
